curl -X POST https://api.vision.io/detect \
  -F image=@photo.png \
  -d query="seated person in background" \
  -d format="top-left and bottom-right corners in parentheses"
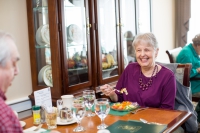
top-left (100, 32), bottom-right (176, 110)
top-left (124, 31), bottom-right (135, 63)
top-left (176, 33), bottom-right (200, 96)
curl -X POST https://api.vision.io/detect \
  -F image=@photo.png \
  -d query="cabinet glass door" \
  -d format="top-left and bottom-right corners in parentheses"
top-left (97, 0), bottom-right (119, 79)
top-left (63, 0), bottom-right (89, 86)
top-left (33, 0), bottom-right (53, 87)
top-left (136, 0), bottom-right (152, 33)
top-left (121, 0), bottom-right (136, 66)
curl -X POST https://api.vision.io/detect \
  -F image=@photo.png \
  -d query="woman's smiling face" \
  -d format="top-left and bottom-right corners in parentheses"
top-left (134, 40), bottom-right (158, 68)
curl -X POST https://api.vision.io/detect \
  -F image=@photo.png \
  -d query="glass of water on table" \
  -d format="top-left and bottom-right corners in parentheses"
top-left (72, 98), bottom-right (86, 132)
top-left (95, 98), bottom-right (110, 129)
top-left (83, 90), bottom-right (96, 117)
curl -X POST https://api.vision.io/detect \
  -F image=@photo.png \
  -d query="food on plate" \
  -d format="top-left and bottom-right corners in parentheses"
top-left (68, 58), bottom-right (75, 68)
top-left (81, 58), bottom-right (87, 66)
top-left (120, 88), bottom-right (128, 95)
top-left (106, 54), bottom-right (115, 67)
top-left (102, 54), bottom-right (107, 62)
top-left (102, 54), bottom-right (115, 69)
top-left (111, 101), bottom-right (138, 111)
top-left (102, 62), bottom-right (109, 69)
top-left (73, 52), bottom-right (81, 62)
top-left (74, 97), bottom-right (84, 103)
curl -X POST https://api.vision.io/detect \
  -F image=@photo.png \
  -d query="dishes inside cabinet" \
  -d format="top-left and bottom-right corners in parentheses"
top-left (36, 24), bottom-right (50, 46)
top-left (66, 24), bottom-right (82, 45)
top-left (38, 65), bottom-right (53, 87)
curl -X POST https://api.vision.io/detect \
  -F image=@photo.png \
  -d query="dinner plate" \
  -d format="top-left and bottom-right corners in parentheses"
top-left (111, 107), bottom-right (137, 112)
top-left (36, 24), bottom-right (50, 46)
top-left (38, 65), bottom-right (53, 87)
top-left (57, 117), bottom-right (76, 125)
top-left (20, 121), bottom-right (26, 127)
top-left (66, 24), bottom-right (82, 43)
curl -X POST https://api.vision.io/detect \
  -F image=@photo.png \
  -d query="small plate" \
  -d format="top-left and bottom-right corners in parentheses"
top-left (20, 121), bottom-right (26, 127)
top-left (57, 117), bottom-right (77, 125)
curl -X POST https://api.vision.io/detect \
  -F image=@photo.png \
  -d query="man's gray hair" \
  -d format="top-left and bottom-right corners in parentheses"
top-left (132, 32), bottom-right (159, 50)
top-left (0, 31), bottom-right (14, 67)
top-left (192, 33), bottom-right (200, 46)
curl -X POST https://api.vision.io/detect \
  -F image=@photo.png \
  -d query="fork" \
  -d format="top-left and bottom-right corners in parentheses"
top-left (100, 89), bottom-right (120, 95)
top-left (131, 107), bottom-right (149, 114)
top-left (33, 124), bottom-right (43, 131)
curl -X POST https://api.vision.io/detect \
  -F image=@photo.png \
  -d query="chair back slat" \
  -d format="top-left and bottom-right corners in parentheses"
top-left (166, 47), bottom-right (182, 63)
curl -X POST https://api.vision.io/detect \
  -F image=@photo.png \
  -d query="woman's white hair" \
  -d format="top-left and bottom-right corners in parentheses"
top-left (132, 32), bottom-right (158, 50)
top-left (0, 31), bottom-right (14, 67)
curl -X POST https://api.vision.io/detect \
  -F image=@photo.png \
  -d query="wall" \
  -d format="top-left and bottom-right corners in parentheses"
top-left (0, 0), bottom-right (32, 117)
top-left (152, 0), bottom-right (175, 63)
top-left (0, 0), bottom-right (175, 117)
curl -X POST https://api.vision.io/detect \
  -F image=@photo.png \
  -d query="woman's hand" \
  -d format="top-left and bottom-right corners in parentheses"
top-left (100, 84), bottom-right (116, 97)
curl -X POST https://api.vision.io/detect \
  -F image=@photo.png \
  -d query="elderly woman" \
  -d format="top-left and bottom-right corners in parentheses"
top-left (100, 32), bottom-right (176, 110)
top-left (177, 33), bottom-right (200, 95)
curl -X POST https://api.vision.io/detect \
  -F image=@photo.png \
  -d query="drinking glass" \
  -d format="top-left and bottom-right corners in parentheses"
top-left (71, 99), bottom-right (86, 132)
top-left (94, 98), bottom-right (110, 129)
top-left (45, 107), bottom-right (57, 129)
top-left (57, 99), bottom-right (63, 116)
top-left (83, 90), bottom-right (96, 117)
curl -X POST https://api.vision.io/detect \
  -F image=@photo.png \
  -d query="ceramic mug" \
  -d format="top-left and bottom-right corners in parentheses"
top-left (59, 107), bottom-right (73, 122)
top-left (61, 95), bottom-right (74, 109)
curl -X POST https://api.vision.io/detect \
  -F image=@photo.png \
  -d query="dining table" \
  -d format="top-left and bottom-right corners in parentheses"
top-left (22, 107), bottom-right (191, 133)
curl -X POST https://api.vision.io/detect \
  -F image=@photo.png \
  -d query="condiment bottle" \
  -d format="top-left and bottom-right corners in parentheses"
top-left (32, 105), bottom-right (41, 125)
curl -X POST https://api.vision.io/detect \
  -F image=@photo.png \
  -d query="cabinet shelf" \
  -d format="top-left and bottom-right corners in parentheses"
top-left (35, 45), bottom-right (50, 49)
top-left (33, 7), bottom-right (48, 11)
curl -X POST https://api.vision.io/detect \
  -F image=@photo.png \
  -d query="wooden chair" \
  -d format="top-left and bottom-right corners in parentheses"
top-left (166, 47), bottom-right (182, 63)
top-left (176, 64), bottom-right (191, 87)
top-left (166, 48), bottom-right (200, 102)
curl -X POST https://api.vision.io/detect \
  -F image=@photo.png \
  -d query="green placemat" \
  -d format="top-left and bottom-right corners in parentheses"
top-left (91, 103), bottom-right (134, 116)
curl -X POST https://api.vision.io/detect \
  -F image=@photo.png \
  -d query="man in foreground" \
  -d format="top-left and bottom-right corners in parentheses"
top-left (0, 30), bottom-right (22, 132)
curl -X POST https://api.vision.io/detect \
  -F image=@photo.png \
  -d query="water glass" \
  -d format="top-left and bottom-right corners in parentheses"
top-left (71, 99), bottom-right (86, 132)
top-left (45, 107), bottom-right (57, 129)
top-left (83, 90), bottom-right (96, 117)
top-left (95, 98), bottom-right (110, 129)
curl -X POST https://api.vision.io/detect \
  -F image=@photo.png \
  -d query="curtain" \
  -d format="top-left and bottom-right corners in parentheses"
top-left (175, 0), bottom-right (191, 47)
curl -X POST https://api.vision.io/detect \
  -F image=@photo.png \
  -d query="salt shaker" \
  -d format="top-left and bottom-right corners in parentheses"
top-left (40, 106), bottom-right (46, 123)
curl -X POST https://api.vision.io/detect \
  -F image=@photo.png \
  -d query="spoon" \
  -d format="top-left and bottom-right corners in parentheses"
top-left (33, 124), bottom-right (43, 131)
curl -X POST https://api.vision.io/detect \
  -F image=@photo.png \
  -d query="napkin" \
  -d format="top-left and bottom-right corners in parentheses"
top-left (23, 126), bottom-right (50, 133)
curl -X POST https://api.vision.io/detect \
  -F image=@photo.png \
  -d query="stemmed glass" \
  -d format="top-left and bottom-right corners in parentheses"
top-left (94, 98), bottom-right (110, 129)
top-left (71, 99), bottom-right (86, 132)
top-left (83, 90), bottom-right (96, 117)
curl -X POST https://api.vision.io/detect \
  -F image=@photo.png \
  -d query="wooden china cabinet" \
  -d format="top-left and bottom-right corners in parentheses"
top-left (26, 0), bottom-right (152, 105)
